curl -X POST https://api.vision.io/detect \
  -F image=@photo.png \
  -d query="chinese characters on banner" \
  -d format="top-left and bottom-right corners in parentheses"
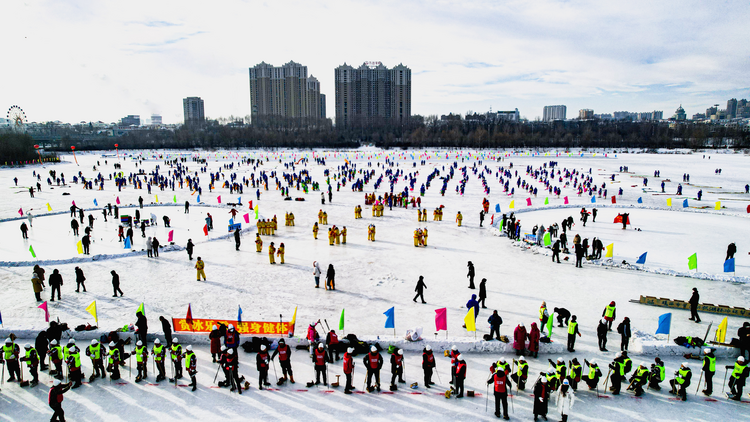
top-left (171, 318), bottom-right (291, 336)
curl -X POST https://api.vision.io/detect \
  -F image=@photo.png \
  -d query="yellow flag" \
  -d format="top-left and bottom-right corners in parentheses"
top-left (715, 317), bottom-right (728, 343)
top-left (46, 203), bottom-right (52, 211)
top-left (464, 308), bottom-right (476, 332)
top-left (155, 195), bottom-right (159, 203)
top-left (715, 201), bottom-right (721, 210)
top-left (666, 198), bottom-right (672, 207)
top-left (509, 200), bottom-right (515, 209)
top-left (605, 243), bottom-right (614, 258)
top-left (86, 301), bottom-right (98, 325)
top-left (76, 241), bottom-right (83, 254)
top-left (290, 306), bottom-right (297, 326)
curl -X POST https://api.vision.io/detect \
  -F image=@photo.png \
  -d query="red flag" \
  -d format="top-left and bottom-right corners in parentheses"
top-left (203, 224), bottom-right (208, 236)
top-left (564, 196), bottom-right (569, 204)
top-left (168, 230), bottom-right (174, 242)
top-left (217, 195), bottom-right (221, 204)
top-left (613, 215), bottom-right (622, 224)
top-left (248, 200), bottom-right (253, 209)
top-left (435, 308), bottom-right (447, 331)
top-left (38, 301), bottom-right (49, 322)
top-left (186, 304), bottom-right (193, 325)
top-left (611, 195), bottom-right (616, 204)
top-left (116, 196), bottom-right (121, 205)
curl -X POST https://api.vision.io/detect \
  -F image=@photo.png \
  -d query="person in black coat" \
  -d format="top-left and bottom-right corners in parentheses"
top-left (689, 288), bottom-right (701, 323)
top-left (326, 264), bottom-right (336, 290)
top-left (467, 261), bottom-right (475, 289)
top-left (71, 219), bottom-right (79, 236)
top-left (135, 311), bottom-right (148, 345)
top-left (48, 379), bottom-right (72, 422)
top-left (726, 243), bottom-right (737, 261)
top-left (81, 234), bottom-right (91, 254)
top-left (160, 316), bottom-right (173, 347)
top-left (533, 377), bottom-right (550, 420)
top-left (413, 276), bottom-right (426, 303)
top-left (617, 317), bottom-right (631, 351)
top-left (111, 270), bottom-right (123, 297)
top-left (552, 240), bottom-right (561, 263)
top-left (478, 278), bottom-right (487, 308)
top-left (20, 222), bottom-right (29, 239)
top-left (152, 237), bottom-right (159, 257)
top-left (574, 243), bottom-right (584, 268)
top-left (47, 321), bottom-right (64, 344)
top-left (49, 269), bottom-right (63, 301)
top-left (234, 228), bottom-right (241, 250)
top-left (553, 307), bottom-right (571, 327)
top-left (74, 267), bottom-right (86, 292)
top-left (186, 239), bottom-right (194, 260)
top-left (488, 311), bottom-right (503, 340)
top-left (597, 319), bottom-right (609, 351)
top-left (35, 330), bottom-right (49, 370)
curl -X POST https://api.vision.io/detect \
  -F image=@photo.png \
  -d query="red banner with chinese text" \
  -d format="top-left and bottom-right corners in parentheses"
top-left (172, 318), bottom-right (290, 336)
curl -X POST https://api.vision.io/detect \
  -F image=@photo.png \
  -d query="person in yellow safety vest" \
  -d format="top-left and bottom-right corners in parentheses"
top-left (63, 339), bottom-right (78, 362)
top-left (313, 222), bottom-right (319, 239)
top-left (289, 212), bottom-right (295, 226)
top-left (335, 226), bottom-right (341, 244)
top-left (152, 338), bottom-right (166, 382)
top-left (354, 205), bottom-right (358, 219)
top-left (494, 358), bottom-right (510, 376)
top-left (134, 340), bottom-right (148, 382)
top-left (567, 316), bottom-right (581, 352)
top-left (545, 367), bottom-right (559, 391)
top-left (539, 302), bottom-right (549, 335)
top-left (20, 343), bottom-right (40, 386)
top-left (726, 356), bottom-right (749, 401)
top-left (285, 212), bottom-right (290, 226)
top-left (423, 228), bottom-right (428, 246)
top-left (271, 215), bottom-right (277, 234)
top-left (268, 242), bottom-right (276, 264)
top-left (170, 338), bottom-right (183, 381)
top-left (456, 211), bottom-right (463, 227)
top-left (439, 208), bottom-right (444, 221)
top-left (195, 257), bottom-right (206, 281)
top-left (368, 224), bottom-right (376, 241)
top-left (568, 358), bottom-right (582, 390)
top-left (414, 229), bottom-right (420, 247)
top-left (669, 362), bottom-right (692, 401)
top-left (649, 357), bottom-right (665, 390)
top-left (547, 357), bottom-right (567, 381)
top-left (47, 339), bottom-right (64, 379)
top-left (323, 211), bottom-right (328, 225)
top-left (621, 351), bottom-right (633, 378)
top-left (701, 348), bottom-right (716, 396)
top-left (417, 209), bottom-right (422, 222)
top-left (256, 219), bottom-right (262, 235)
top-left (608, 353), bottom-right (626, 395)
top-left (327, 228), bottom-right (334, 245)
top-left (583, 359), bottom-right (602, 390)
top-left (277, 243), bottom-right (285, 264)
top-left (422, 209), bottom-right (427, 222)
top-left (2, 337), bottom-right (21, 382)
top-left (183, 345), bottom-right (197, 391)
top-left (107, 341), bottom-right (121, 380)
top-left (602, 301), bottom-right (616, 331)
top-left (66, 345), bottom-right (83, 388)
top-left (341, 226), bottom-right (347, 244)
top-left (628, 362), bottom-right (651, 396)
top-left (372, 205), bottom-right (377, 217)
top-left (86, 339), bottom-right (105, 381)
top-left (512, 356), bottom-right (529, 390)
top-left (433, 209), bottom-right (439, 221)
top-left (255, 233), bottom-right (263, 252)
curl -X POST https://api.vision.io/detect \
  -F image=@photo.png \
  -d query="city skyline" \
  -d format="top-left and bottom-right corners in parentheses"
top-left (2, 0), bottom-right (749, 124)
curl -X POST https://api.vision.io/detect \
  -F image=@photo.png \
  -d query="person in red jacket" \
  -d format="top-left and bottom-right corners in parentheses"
top-left (455, 355), bottom-right (467, 397)
top-left (312, 343), bottom-right (330, 386)
top-left (343, 347), bottom-right (355, 394)
top-left (325, 329), bottom-right (340, 362)
top-left (364, 346), bottom-right (383, 392)
top-left (449, 345), bottom-right (460, 385)
top-left (514, 323), bottom-right (528, 356)
top-left (390, 349), bottom-right (405, 388)
top-left (528, 322), bottom-right (541, 358)
top-left (487, 366), bottom-right (511, 420)
top-left (422, 345), bottom-right (436, 387)
top-left (48, 379), bottom-right (71, 422)
top-left (271, 338), bottom-right (295, 384)
top-left (256, 344), bottom-right (271, 390)
top-left (223, 348), bottom-right (243, 394)
top-left (209, 325), bottom-right (222, 363)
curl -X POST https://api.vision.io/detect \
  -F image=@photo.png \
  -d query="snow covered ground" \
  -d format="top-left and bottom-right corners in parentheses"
top-left (1, 148), bottom-right (749, 421)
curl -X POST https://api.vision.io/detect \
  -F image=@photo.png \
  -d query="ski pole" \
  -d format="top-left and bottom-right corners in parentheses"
top-left (603, 368), bottom-right (612, 394)
top-left (695, 371), bottom-right (703, 396)
top-left (510, 387), bottom-right (514, 414)
top-left (2, 361), bottom-right (5, 385)
top-left (722, 368), bottom-right (728, 393)
top-left (272, 359), bottom-right (279, 383)
top-left (485, 382), bottom-right (489, 412)
top-left (213, 362), bottom-right (221, 384)
top-left (435, 367), bottom-right (442, 384)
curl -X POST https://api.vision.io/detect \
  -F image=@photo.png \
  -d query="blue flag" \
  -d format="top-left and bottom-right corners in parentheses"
top-left (682, 199), bottom-right (688, 208)
top-left (590, 196), bottom-right (596, 203)
top-left (0, 311), bottom-right (3, 325)
top-left (655, 313), bottom-right (671, 335)
top-left (636, 252), bottom-right (647, 265)
top-left (637, 197), bottom-right (643, 204)
top-left (93, 199), bottom-right (98, 206)
top-left (238, 197), bottom-right (241, 204)
top-left (229, 218), bottom-right (234, 226)
top-left (124, 237), bottom-right (131, 249)
top-left (383, 306), bottom-right (395, 329)
top-left (197, 195), bottom-right (201, 203)
top-left (724, 258), bottom-right (735, 273)
top-left (495, 204), bottom-right (501, 213)
top-left (238, 305), bottom-right (243, 323)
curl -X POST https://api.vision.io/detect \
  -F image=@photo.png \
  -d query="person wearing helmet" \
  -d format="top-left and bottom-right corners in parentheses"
top-left (608, 353), bottom-right (626, 395)
top-left (628, 362), bottom-right (651, 396)
top-left (568, 358), bottom-right (582, 391)
top-left (700, 348), bottom-right (716, 396)
top-left (312, 343), bottom-right (330, 386)
top-left (602, 301), bottom-right (616, 331)
top-left (209, 325), bottom-right (222, 363)
top-left (533, 372), bottom-right (550, 420)
top-left (223, 348), bottom-right (243, 394)
top-left (449, 345), bottom-right (460, 386)
top-left (726, 356), bottom-right (749, 401)
top-left (343, 347), bottom-right (355, 394)
top-left (47, 339), bottom-right (64, 380)
top-left (546, 367), bottom-right (560, 391)
top-left (548, 357), bottom-right (567, 382)
top-left (567, 315), bottom-right (580, 353)
top-left (85, 339), bottom-right (105, 381)
top-left (669, 362), bottom-right (692, 401)
top-left (257, 344), bottom-right (271, 389)
top-left (455, 355), bottom-right (467, 397)
top-left (389, 349), bottom-right (405, 389)
top-left (107, 341), bottom-right (121, 380)
top-left (422, 345), bottom-right (436, 388)
top-left (326, 329), bottom-right (340, 362)
top-left (169, 338), bottom-right (183, 382)
top-left (487, 359), bottom-right (510, 420)
top-left (20, 343), bottom-right (40, 386)
top-left (364, 346), bottom-right (383, 392)
top-left (225, 324), bottom-right (240, 352)
top-left (182, 345), bottom-right (197, 391)
top-left (583, 359), bottom-right (602, 390)
top-left (597, 319), bottom-right (609, 352)
top-left (556, 379), bottom-right (575, 422)
top-left (151, 338), bottom-right (166, 382)
top-left (2, 337), bottom-right (21, 382)
top-left (649, 357), bottom-right (665, 390)
top-left (271, 338), bottom-right (295, 384)
top-left (512, 356), bottom-right (529, 390)
top-left (134, 340), bottom-right (148, 383)
top-left (48, 378), bottom-right (72, 422)
top-left (66, 345), bottom-right (83, 388)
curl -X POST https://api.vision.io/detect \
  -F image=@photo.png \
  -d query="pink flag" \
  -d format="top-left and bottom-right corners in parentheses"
top-left (203, 224), bottom-right (208, 236)
top-left (526, 198), bottom-right (532, 206)
top-left (435, 308), bottom-right (447, 331)
top-left (72, 200), bottom-right (76, 207)
top-left (168, 230), bottom-right (174, 242)
top-left (564, 196), bottom-right (569, 205)
top-left (38, 301), bottom-right (49, 322)
top-left (116, 196), bottom-right (121, 205)
top-left (611, 195), bottom-right (616, 204)
top-left (243, 213), bottom-right (250, 224)
top-left (217, 196), bottom-right (221, 204)
top-left (248, 200), bottom-right (253, 209)
top-left (18, 207), bottom-right (23, 216)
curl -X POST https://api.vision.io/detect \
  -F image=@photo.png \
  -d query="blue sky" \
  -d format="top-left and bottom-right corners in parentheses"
top-left (2, 0), bottom-right (749, 124)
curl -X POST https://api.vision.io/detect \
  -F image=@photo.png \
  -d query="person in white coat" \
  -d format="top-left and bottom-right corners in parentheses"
top-left (313, 261), bottom-right (322, 288)
top-left (556, 379), bottom-right (576, 422)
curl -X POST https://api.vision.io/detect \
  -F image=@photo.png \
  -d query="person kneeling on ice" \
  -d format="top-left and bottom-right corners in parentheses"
top-left (20, 343), bottom-right (40, 386)
top-left (271, 338), bottom-right (295, 384)
top-left (512, 356), bottom-right (529, 390)
top-left (555, 379), bottom-right (575, 422)
top-left (312, 343), bottom-right (330, 386)
top-left (628, 362), bottom-right (650, 396)
top-left (364, 346), bottom-right (383, 392)
top-left (669, 362), bottom-right (692, 401)
top-left (583, 359), bottom-right (601, 390)
top-left (649, 357), bottom-right (665, 390)
top-left (487, 365), bottom-right (511, 420)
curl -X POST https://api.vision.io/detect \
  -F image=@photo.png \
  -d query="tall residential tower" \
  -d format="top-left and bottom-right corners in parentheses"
top-left (334, 62), bottom-right (411, 127)
top-left (183, 97), bottom-right (205, 126)
top-left (249, 61), bottom-right (323, 122)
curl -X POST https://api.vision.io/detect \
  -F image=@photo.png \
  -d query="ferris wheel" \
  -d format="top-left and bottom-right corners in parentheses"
top-left (6, 105), bottom-right (27, 132)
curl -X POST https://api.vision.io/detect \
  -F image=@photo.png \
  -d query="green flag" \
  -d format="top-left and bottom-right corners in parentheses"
top-left (546, 313), bottom-right (554, 338)
top-left (173, 195), bottom-right (177, 203)
top-left (29, 245), bottom-right (36, 258)
top-left (543, 232), bottom-right (551, 246)
top-left (339, 309), bottom-right (345, 330)
top-left (688, 253), bottom-right (697, 270)
top-left (136, 302), bottom-right (145, 315)
top-left (544, 197), bottom-right (549, 205)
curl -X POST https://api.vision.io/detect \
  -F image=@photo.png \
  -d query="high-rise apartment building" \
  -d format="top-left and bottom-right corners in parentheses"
top-left (334, 62), bottom-right (411, 127)
top-left (578, 109), bottom-right (594, 120)
top-left (543, 105), bottom-right (566, 121)
top-left (120, 115), bottom-right (140, 127)
top-left (183, 97), bottom-right (205, 126)
top-left (727, 98), bottom-right (738, 118)
top-left (248, 61), bottom-right (322, 122)
top-left (319, 94), bottom-right (326, 120)
top-left (151, 115), bottom-right (162, 126)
